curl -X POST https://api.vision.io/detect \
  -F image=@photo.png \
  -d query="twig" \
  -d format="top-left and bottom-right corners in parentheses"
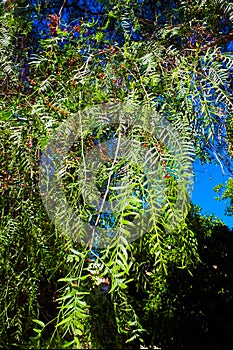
top-left (58, 0), bottom-right (68, 19)
top-left (88, 127), bottom-right (122, 250)
top-left (134, 62), bottom-right (149, 100)
top-left (58, 0), bottom-right (68, 27)
top-left (210, 144), bottom-right (229, 176)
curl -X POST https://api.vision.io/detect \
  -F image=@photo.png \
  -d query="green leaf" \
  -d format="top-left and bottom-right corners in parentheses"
top-left (32, 319), bottom-right (45, 328)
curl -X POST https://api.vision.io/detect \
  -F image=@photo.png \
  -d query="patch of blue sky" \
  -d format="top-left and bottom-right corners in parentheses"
top-left (192, 159), bottom-right (233, 229)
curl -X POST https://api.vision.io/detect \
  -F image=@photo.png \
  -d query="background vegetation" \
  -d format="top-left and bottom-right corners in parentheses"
top-left (0, 1), bottom-right (233, 349)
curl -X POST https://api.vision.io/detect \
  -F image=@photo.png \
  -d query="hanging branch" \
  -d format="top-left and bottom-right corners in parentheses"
top-left (88, 126), bottom-right (123, 251)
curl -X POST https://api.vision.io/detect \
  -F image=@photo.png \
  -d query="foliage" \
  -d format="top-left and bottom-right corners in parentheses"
top-left (0, 1), bottom-right (233, 349)
top-left (215, 177), bottom-right (233, 215)
top-left (141, 205), bottom-right (233, 349)
top-left (214, 109), bottom-right (233, 216)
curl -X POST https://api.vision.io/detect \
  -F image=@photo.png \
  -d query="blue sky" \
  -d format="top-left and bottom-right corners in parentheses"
top-left (191, 160), bottom-right (233, 228)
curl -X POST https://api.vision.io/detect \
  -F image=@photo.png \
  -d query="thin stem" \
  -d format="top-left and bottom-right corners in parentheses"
top-left (88, 127), bottom-right (123, 250)
top-left (58, 0), bottom-right (68, 22)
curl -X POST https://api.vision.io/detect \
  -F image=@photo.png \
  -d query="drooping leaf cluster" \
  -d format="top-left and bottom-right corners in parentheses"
top-left (1, 1), bottom-right (233, 349)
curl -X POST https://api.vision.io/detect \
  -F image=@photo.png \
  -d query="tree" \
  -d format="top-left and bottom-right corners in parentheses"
top-left (0, 0), bottom-right (233, 348)
top-left (214, 111), bottom-right (233, 215)
top-left (140, 205), bottom-right (233, 349)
